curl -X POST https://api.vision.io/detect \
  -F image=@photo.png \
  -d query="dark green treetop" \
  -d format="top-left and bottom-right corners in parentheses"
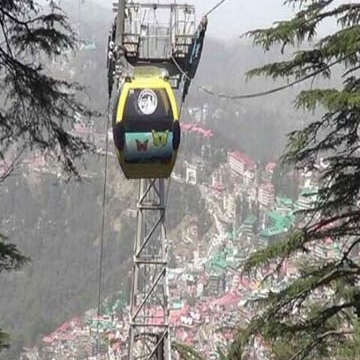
top-left (228, 1), bottom-right (360, 359)
top-left (0, 0), bottom-right (96, 177)
top-left (0, 0), bottom-right (96, 351)
top-left (0, 233), bottom-right (29, 350)
top-left (172, 340), bottom-right (204, 360)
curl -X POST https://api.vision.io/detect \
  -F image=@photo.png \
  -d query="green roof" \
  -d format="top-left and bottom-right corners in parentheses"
top-left (261, 210), bottom-right (294, 238)
top-left (267, 211), bottom-right (293, 226)
top-left (91, 319), bottom-right (115, 330)
top-left (171, 301), bottom-right (183, 310)
top-left (212, 256), bottom-right (228, 270)
top-left (207, 251), bottom-right (230, 273)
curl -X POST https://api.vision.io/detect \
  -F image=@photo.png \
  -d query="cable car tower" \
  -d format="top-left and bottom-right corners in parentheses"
top-left (107, 1), bottom-right (207, 359)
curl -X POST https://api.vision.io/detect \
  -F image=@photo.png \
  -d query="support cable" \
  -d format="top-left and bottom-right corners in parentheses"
top-left (172, 0), bottom-right (360, 101)
top-left (172, 52), bottom-right (355, 100)
top-left (205, 0), bottom-right (229, 16)
top-left (95, 97), bottom-right (111, 356)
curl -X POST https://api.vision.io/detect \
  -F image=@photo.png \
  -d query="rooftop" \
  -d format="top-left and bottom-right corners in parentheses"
top-left (228, 150), bottom-right (255, 166)
top-left (260, 210), bottom-right (294, 238)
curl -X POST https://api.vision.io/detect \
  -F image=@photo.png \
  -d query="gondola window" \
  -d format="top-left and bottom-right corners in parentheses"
top-left (123, 88), bottom-right (174, 132)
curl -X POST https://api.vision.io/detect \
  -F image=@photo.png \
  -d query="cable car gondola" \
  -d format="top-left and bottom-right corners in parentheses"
top-left (112, 67), bottom-right (180, 179)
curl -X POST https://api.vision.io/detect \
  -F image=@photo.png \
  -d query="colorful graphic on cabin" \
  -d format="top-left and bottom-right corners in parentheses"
top-left (124, 132), bottom-right (173, 163)
top-left (152, 130), bottom-right (169, 147)
top-left (135, 139), bottom-right (149, 151)
top-left (137, 89), bottom-right (158, 115)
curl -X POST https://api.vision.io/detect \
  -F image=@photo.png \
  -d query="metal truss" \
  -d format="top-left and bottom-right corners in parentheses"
top-left (128, 178), bottom-right (171, 360)
top-left (112, 0), bottom-right (196, 87)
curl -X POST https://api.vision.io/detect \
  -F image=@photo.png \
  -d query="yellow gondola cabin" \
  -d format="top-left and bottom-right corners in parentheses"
top-left (112, 67), bottom-right (180, 179)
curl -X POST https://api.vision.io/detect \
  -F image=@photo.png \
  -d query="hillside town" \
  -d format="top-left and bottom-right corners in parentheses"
top-left (15, 103), bottom-right (349, 360)
top-left (2, 0), bottom-right (359, 359)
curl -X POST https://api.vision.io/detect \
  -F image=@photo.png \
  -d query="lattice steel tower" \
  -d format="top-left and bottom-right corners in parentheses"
top-left (108, 2), bottom-right (205, 359)
top-left (128, 179), bottom-right (171, 360)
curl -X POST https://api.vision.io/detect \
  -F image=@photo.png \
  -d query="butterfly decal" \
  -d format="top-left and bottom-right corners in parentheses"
top-left (152, 130), bottom-right (168, 147)
top-left (135, 139), bottom-right (149, 151)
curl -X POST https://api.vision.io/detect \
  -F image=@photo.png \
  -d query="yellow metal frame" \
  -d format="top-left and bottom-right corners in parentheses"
top-left (115, 76), bottom-right (179, 122)
top-left (114, 74), bottom-right (179, 179)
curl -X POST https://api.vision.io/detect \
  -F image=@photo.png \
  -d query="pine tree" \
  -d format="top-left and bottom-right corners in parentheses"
top-left (0, 0), bottom-right (95, 177)
top-left (172, 340), bottom-right (204, 360)
top-left (228, 1), bottom-right (360, 359)
top-left (0, 0), bottom-right (95, 351)
top-left (0, 233), bottom-right (29, 350)
top-left (271, 162), bottom-right (295, 199)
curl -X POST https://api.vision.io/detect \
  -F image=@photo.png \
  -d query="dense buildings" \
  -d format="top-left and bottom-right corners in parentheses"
top-left (20, 110), bottom-right (327, 360)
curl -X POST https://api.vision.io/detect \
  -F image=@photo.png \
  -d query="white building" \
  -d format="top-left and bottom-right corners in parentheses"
top-left (223, 193), bottom-right (236, 220)
top-left (227, 150), bottom-right (255, 176)
top-left (258, 182), bottom-right (275, 207)
top-left (185, 161), bottom-right (197, 185)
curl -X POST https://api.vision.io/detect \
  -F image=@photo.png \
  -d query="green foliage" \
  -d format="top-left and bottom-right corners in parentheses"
top-left (185, 294), bottom-right (196, 307)
top-left (0, 169), bottom-right (135, 359)
top-left (0, 0), bottom-right (97, 177)
top-left (167, 183), bottom-right (205, 228)
top-left (335, 320), bottom-right (360, 359)
top-left (0, 234), bottom-right (29, 353)
top-left (231, 1), bottom-right (360, 359)
top-left (217, 346), bottom-right (227, 360)
top-left (0, 234), bottom-right (29, 273)
top-left (0, 329), bottom-right (10, 351)
top-left (0, 0), bottom-right (97, 356)
top-left (172, 340), bottom-right (204, 360)
top-left (271, 162), bottom-right (299, 200)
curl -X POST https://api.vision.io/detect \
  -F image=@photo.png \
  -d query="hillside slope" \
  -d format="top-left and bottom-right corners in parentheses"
top-left (0, 156), bottom-right (136, 358)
